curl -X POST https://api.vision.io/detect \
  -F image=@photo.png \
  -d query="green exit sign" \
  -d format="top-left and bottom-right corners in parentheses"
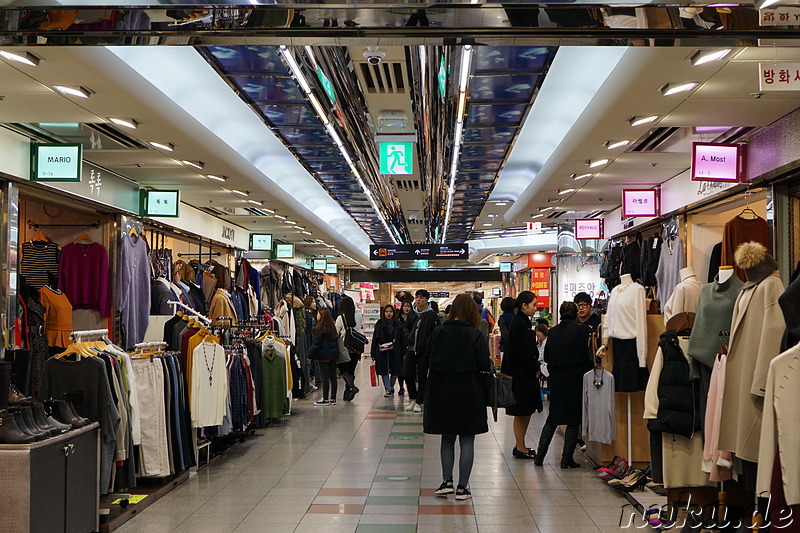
top-left (317, 66), bottom-right (336, 104)
top-left (437, 56), bottom-right (447, 98)
top-left (379, 142), bottom-right (413, 175)
top-left (386, 260), bottom-right (397, 269)
top-left (416, 259), bottom-right (429, 269)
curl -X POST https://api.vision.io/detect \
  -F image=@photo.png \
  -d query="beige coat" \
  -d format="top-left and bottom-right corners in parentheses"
top-left (718, 271), bottom-right (786, 462)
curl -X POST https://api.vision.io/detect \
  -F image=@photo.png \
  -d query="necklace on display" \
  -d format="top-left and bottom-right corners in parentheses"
top-left (202, 342), bottom-right (215, 386)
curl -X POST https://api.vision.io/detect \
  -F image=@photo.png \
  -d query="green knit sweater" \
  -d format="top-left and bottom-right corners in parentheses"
top-left (687, 273), bottom-right (744, 368)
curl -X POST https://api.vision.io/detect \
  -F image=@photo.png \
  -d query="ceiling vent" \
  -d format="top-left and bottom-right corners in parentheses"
top-left (86, 123), bottom-right (149, 149)
top-left (630, 127), bottom-right (681, 152)
top-left (358, 61), bottom-right (407, 94)
top-left (547, 211), bottom-right (568, 218)
top-left (395, 178), bottom-right (420, 191)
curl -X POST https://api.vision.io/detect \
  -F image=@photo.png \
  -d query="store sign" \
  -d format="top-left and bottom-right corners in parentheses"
top-left (759, 7), bottom-right (800, 26)
top-left (528, 253), bottom-right (555, 269)
top-left (415, 259), bottom-right (429, 269)
top-left (42, 161), bottom-right (140, 214)
top-left (531, 268), bottom-right (551, 308)
top-left (575, 219), bottom-right (604, 240)
top-left (141, 190), bottom-right (180, 217)
top-left (492, 288), bottom-right (501, 296)
top-left (557, 256), bottom-right (602, 307)
top-left (370, 243), bottom-right (467, 260)
top-left (32, 143), bottom-right (82, 182)
top-left (317, 66), bottom-right (336, 104)
top-left (429, 291), bottom-right (450, 298)
top-left (499, 262), bottom-right (513, 273)
top-left (527, 221), bottom-right (542, 234)
top-left (759, 62), bottom-right (800, 91)
top-left (325, 263), bottom-right (338, 275)
top-left (379, 142), bottom-right (413, 175)
top-left (249, 233), bottom-right (273, 252)
top-left (692, 143), bottom-right (743, 182)
top-left (622, 189), bottom-right (660, 218)
top-left (274, 243), bottom-right (294, 259)
top-left (312, 259), bottom-right (327, 271)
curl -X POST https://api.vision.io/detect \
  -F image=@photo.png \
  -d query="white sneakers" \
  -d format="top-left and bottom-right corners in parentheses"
top-left (405, 402), bottom-right (422, 412)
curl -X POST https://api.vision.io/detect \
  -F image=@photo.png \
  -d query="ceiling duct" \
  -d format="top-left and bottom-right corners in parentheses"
top-left (557, 225), bottom-right (581, 254)
top-left (358, 62), bottom-right (407, 95)
top-left (86, 123), bottom-right (149, 149)
top-left (630, 126), bottom-right (681, 152)
top-left (394, 178), bottom-right (420, 191)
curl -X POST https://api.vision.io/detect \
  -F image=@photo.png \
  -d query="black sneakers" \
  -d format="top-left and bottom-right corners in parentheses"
top-left (435, 480), bottom-right (454, 495)
top-left (455, 486), bottom-right (472, 500)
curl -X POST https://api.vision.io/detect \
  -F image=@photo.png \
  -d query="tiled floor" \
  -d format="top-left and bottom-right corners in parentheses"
top-left (116, 362), bottom-right (637, 533)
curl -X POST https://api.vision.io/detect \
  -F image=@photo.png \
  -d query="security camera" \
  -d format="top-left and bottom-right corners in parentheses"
top-left (363, 46), bottom-right (386, 66)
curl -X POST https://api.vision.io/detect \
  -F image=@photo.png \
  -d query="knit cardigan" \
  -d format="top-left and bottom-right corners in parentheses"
top-left (687, 274), bottom-right (743, 368)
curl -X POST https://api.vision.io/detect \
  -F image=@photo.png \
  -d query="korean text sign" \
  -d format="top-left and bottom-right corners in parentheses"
top-left (622, 189), bottom-right (660, 218)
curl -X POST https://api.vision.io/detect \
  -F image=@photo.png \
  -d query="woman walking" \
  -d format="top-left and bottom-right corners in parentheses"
top-left (307, 308), bottom-right (340, 406)
top-left (534, 302), bottom-right (593, 468)
top-left (336, 296), bottom-right (362, 401)
top-left (396, 300), bottom-right (413, 396)
top-left (501, 291), bottom-right (543, 460)
top-left (371, 304), bottom-right (403, 397)
top-left (422, 294), bottom-right (491, 501)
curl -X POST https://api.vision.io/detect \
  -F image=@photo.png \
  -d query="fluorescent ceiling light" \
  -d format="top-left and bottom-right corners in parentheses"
top-left (0, 50), bottom-right (40, 67)
top-left (181, 160), bottom-right (205, 169)
top-left (572, 173), bottom-right (592, 180)
top-left (206, 174), bottom-right (227, 182)
top-left (231, 189), bottom-right (249, 197)
top-left (483, 223), bottom-right (492, 226)
top-left (293, 226), bottom-right (304, 230)
top-left (149, 141), bottom-right (174, 151)
top-left (459, 46), bottom-right (473, 92)
top-left (587, 159), bottom-right (609, 168)
top-left (325, 122), bottom-right (343, 147)
top-left (541, 207), bottom-right (554, 212)
top-left (263, 208), bottom-right (275, 214)
top-left (531, 214), bottom-right (544, 219)
top-left (456, 92), bottom-right (467, 123)
top-left (279, 45), bottom-right (312, 93)
top-left (629, 115), bottom-right (659, 127)
top-left (109, 117), bottom-right (139, 129)
top-left (283, 220), bottom-right (295, 224)
top-left (307, 93), bottom-right (329, 125)
top-left (248, 199), bottom-right (262, 205)
top-left (660, 82), bottom-right (698, 96)
top-left (604, 140), bottom-right (629, 150)
top-left (558, 188), bottom-right (575, 195)
top-left (690, 49), bottom-right (732, 66)
top-left (495, 202), bottom-right (508, 206)
top-left (53, 85), bottom-right (91, 98)
top-left (274, 214), bottom-right (286, 220)
top-left (302, 231), bottom-right (312, 235)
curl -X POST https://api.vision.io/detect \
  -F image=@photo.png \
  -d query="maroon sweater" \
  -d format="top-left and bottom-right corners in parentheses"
top-left (58, 242), bottom-right (111, 317)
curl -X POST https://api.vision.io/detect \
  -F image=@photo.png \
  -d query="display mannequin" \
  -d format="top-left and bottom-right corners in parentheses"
top-left (663, 266), bottom-right (703, 325)
top-left (597, 273), bottom-right (648, 392)
top-left (717, 265), bottom-right (734, 283)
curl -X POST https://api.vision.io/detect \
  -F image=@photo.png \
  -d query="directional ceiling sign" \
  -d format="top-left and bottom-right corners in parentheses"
top-left (316, 65), bottom-right (336, 104)
top-left (370, 244), bottom-right (468, 261)
top-left (379, 142), bottom-right (413, 175)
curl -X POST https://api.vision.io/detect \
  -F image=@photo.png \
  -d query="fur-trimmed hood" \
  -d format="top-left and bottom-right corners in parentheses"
top-left (734, 241), bottom-right (777, 284)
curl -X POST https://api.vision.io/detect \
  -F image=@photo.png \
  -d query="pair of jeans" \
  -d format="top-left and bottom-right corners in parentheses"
top-left (317, 360), bottom-right (338, 401)
top-left (440, 434), bottom-right (475, 487)
top-left (381, 374), bottom-right (397, 391)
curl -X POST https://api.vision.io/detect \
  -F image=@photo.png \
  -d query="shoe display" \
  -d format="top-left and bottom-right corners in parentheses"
top-left (46, 400), bottom-right (87, 428)
top-left (512, 447), bottom-right (536, 460)
top-left (31, 403), bottom-right (71, 434)
top-left (0, 409), bottom-right (36, 444)
top-left (435, 480), bottom-right (455, 495)
top-left (455, 486), bottom-right (472, 500)
top-left (314, 399), bottom-right (330, 406)
top-left (19, 405), bottom-right (59, 438)
top-left (7, 384), bottom-right (29, 406)
top-left (63, 400), bottom-right (91, 426)
top-left (560, 458), bottom-right (581, 469)
top-left (10, 409), bottom-right (46, 441)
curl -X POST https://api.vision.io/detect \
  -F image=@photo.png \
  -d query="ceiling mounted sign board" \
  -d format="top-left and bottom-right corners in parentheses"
top-left (692, 143), bottom-right (745, 183)
top-left (622, 189), bottom-right (660, 218)
top-left (758, 63), bottom-right (800, 91)
top-left (379, 142), bottom-right (414, 175)
top-left (32, 143), bottom-right (82, 182)
top-left (370, 244), bottom-right (468, 261)
top-left (575, 219), bottom-right (603, 240)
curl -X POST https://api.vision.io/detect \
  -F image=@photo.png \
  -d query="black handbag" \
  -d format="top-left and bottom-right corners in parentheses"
top-left (344, 327), bottom-right (368, 355)
top-left (481, 369), bottom-right (515, 422)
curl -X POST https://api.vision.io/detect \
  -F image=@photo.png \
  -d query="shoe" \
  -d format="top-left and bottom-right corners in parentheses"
top-left (384, 390), bottom-right (392, 397)
top-left (512, 447), bottom-right (536, 460)
top-left (353, 386), bottom-right (360, 395)
top-left (398, 388), bottom-right (405, 396)
top-left (20, 405), bottom-right (58, 438)
top-left (435, 480), bottom-right (455, 496)
top-left (63, 400), bottom-right (91, 426)
top-left (455, 486), bottom-right (472, 500)
top-left (405, 402), bottom-right (417, 411)
top-left (413, 403), bottom-right (422, 412)
top-left (330, 399), bottom-right (337, 405)
top-left (314, 400), bottom-right (330, 406)
top-left (8, 384), bottom-right (29, 405)
top-left (31, 403), bottom-right (70, 434)
top-left (612, 472), bottom-right (648, 492)
top-left (10, 409), bottom-right (46, 441)
top-left (0, 409), bottom-right (35, 444)
top-left (533, 452), bottom-right (544, 466)
top-left (560, 458), bottom-right (581, 469)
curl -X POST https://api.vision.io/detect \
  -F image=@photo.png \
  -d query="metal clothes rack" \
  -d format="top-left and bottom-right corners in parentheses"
top-left (70, 329), bottom-right (109, 341)
top-left (177, 252), bottom-right (221, 258)
top-left (168, 300), bottom-right (211, 325)
top-left (133, 341), bottom-right (168, 352)
top-left (28, 219), bottom-right (102, 229)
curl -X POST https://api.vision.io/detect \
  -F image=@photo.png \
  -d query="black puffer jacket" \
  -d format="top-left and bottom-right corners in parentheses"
top-left (647, 331), bottom-right (700, 438)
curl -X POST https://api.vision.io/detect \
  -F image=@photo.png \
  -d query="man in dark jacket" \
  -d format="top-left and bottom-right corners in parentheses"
top-left (404, 289), bottom-right (440, 412)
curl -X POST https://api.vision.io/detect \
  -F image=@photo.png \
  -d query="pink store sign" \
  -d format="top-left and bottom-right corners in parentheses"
top-left (622, 189), bottom-right (660, 218)
top-left (575, 219), bottom-right (603, 240)
top-left (691, 142), bottom-right (744, 183)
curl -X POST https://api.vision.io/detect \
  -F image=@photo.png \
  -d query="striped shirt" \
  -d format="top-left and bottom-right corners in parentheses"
top-left (20, 240), bottom-right (61, 289)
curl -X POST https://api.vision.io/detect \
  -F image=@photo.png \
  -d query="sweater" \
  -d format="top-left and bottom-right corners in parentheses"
top-left (20, 240), bottom-right (60, 289)
top-left (722, 215), bottom-right (770, 281)
top-left (603, 281), bottom-right (648, 367)
top-left (655, 235), bottom-right (685, 305)
top-left (582, 368), bottom-right (616, 445)
top-left (663, 276), bottom-right (703, 325)
top-left (116, 233), bottom-right (151, 349)
top-left (58, 242), bottom-right (111, 317)
top-left (687, 273), bottom-right (744, 368)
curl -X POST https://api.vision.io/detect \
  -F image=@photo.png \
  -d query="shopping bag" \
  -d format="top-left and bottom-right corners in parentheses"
top-left (370, 365), bottom-right (378, 387)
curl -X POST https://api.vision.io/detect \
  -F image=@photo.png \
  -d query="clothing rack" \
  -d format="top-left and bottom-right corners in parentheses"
top-left (134, 341), bottom-right (168, 352)
top-left (69, 328), bottom-right (109, 341)
top-left (28, 219), bottom-right (102, 229)
top-left (177, 252), bottom-right (221, 257)
top-left (167, 300), bottom-right (211, 325)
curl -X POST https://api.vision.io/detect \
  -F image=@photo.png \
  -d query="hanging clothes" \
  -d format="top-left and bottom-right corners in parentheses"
top-left (582, 367), bottom-right (616, 445)
top-left (209, 288), bottom-right (238, 326)
top-left (38, 286), bottom-right (73, 349)
top-left (640, 234), bottom-right (663, 287)
top-left (117, 233), bottom-right (152, 349)
top-left (151, 277), bottom-right (178, 315)
top-left (655, 234), bottom-right (685, 305)
top-left (58, 241), bottom-right (111, 317)
top-left (260, 337), bottom-right (289, 419)
top-left (721, 214), bottom-right (770, 281)
top-left (190, 340), bottom-right (228, 427)
top-left (603, 281), bottom-right (648, 392)
top-left (20, 239), bottom-right (61, 289)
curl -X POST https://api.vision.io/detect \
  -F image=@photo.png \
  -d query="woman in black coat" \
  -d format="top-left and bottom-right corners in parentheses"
top-left (371, 304), bottom-right (403, 397)
top-left (501, 291), bottom-right (542, 460)
top-left (307, 308), bottom-right (340, 406)
top-left (534, 302), bottom-right (593, 468)
top-left (421, 294), bottom-right (491, 501)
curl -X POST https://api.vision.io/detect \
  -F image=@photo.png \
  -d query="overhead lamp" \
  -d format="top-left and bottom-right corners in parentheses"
top-left (587, 159), bottom-right (609, 168)
top-left (495, 201), bottom-right (508, 206)
top-left (182, 160), bottom-right (205, 169)
top-left (459, 45), bottom-right (473, 92)
top-left (572, 173), bottom-right (592, 181)
top-left (690, 49), bottom-right (732, 66)
top-left (284, 220), bottom-right (296, 224)
top-left (207, 174), bottom-right (227, 182)
top-left (248, 199), bottom-right (263, 206)
top-left (456, 92), bottom-right (467, 123)
top-left (604, 140), bottom-right (629, 150)
top-left (274, 214), bottom-right (287, 220)
top-left (660, 82), bottom-right (698, 96)
top-left (541, 206), bottom-right (554, 212)
top-left (53, 85), bottom-right (91, 98)
top-left (0, 50), bottom-right (40, 67)
top-left (325, 122), bottom-right (343, 147)
top-left (263, 208), bottom-right (275, 214)
top-left (149, 141), bottom-right (174, 151)
top-left (531, 214), bottom-right (544, 219)
top-left (559, 188), bottom-right (576, 195)
top-left (279, 45), bottom-right (312, 94)
top-left (109, 117), bottom-right (140, 130)
top-left (293, 226), bottom-right (304, 230)
top-left (307, 93), bottom-right (329, 125)
top-left (629, 115), bottom-right (659, 127)
top-left (302, 231), bottom-right (312, 235)
top-left (482, 223), bottom-right (492, 227)
top-left (231, 189), bottom-right (249, 197)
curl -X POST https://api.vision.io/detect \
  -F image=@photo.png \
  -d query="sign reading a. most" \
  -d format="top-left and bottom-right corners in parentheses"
top-left (370, 244), bottom-right (468, 261)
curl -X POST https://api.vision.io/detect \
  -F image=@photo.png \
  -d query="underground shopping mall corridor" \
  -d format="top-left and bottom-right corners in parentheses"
top-left (115, 363), bottom-right (634, 533)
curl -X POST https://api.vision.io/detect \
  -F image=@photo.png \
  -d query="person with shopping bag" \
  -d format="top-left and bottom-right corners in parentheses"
top-left (371, 304), bottom-right (404, 397)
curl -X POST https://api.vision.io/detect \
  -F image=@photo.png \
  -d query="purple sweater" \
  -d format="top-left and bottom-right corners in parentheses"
top-left (58, 242), bottom-right (111, 317)
top-left (116, 234), bottom-right (151, 349)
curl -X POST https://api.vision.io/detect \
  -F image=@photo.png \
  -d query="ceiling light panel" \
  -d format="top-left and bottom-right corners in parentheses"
top-left (109, 117), bottom-right (139, 129)
top-left (690, 49), bottom-right (731, 66)
top-left (604, 140), bottom-right (629, 150)
top-left (182, 160), bottom-right (205, 169)
top-left (587, 159), bottom-right (609, 168)
top-left (53, 85), bottom-right (91, 98)
top-left (0, 50), bottom-right (40, 67)
top-left (660, 82), bottom-right (699, 96)
top-left (206, 174), bottom-right (227, 182)
top-left (629, 115), bottom-right (659, 127)
top-left (149, 141), bottom-right (174, 151)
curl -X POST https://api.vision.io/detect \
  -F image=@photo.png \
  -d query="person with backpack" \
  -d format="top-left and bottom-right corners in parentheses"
top-left (403, 289), bottom-right (439, 412)
top-left (335, 296), bottom-right (362, 401)
top-left (307, 308), bottom-right (340, 406)
top-left (371, 304), bottom-right (403, 397)
top-left (473, 294), bottom-right (495, 338)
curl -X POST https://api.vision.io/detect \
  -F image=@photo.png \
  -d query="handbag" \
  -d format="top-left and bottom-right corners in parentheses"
top-left (344, 327), bottom-right (368, 354)
top-left (336, 336), bottom-right (350, 364)
top-left (481, 368), bottom-right (515, 422)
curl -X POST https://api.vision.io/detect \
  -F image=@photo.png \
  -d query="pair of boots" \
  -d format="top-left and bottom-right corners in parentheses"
top-left (534, 423), bottom-right (581, 469)
top-left (0, 400), bottom-right (88, 444)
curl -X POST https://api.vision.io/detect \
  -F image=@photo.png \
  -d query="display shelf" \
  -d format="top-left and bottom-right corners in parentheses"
top-left (100, 470), bottom-right (189, 532)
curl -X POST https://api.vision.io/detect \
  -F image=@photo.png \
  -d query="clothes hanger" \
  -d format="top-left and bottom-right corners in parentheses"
top-left (32, 232), bottom-right (49, 242)
top-left (73, 233), bottom-right (95, 244)
top-left (128, 225), bottom-right (139, 238)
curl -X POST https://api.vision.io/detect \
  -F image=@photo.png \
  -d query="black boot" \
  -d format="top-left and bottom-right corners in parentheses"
top-left (10, 409), bottom-right (46, 441)
top-left (31, 403), bottom-right (70, 435)
top-left (63, 399), bottom-right (91, 426)
top-left (0, 409), bottom-right (35, 444)
top-left (560, 458), bottom-right (581, 469)
top-left (20, 405), bottom-right (58, 438)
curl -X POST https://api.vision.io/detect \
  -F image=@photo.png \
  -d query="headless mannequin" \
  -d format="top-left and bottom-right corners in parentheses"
top-left (679, 266), bottom-right (697, 282)
top-left (597, 273), bottom-right (633, 356)
top-left (718, 266), bottom-right (734, 283)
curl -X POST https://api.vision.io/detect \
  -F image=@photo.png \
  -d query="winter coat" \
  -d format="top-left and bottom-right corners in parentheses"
top-left (371, 320), bottom-right (403, 376)
top-left (404, 308), bottom-right (439, 355)
top-left (307, 332), bottom-right (339, 362)
top-left (646, 331), bottom-right (700, 438)
top-left (543, 319), bottom-right (593, 425)
top-left (422, 320), bottom-right (491, 436)
top-left (501, 313), bottom-right (543, 416)
top-left (498, 311), bottom-right (515, 350)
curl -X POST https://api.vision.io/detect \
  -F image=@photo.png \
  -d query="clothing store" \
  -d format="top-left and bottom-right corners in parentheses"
top-left (580, 109), bottom-right (800, 529)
